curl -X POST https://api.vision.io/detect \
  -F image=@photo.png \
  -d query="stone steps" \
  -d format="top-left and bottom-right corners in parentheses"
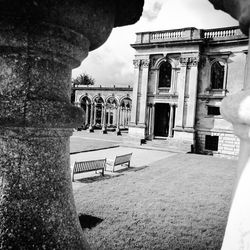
top-left (142, 138), bottom-right (192, 153)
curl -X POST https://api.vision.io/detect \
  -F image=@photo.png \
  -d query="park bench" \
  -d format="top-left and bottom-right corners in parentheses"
top-left (72, 158), bottom-right (106, 182)
top-left (106, 153), bottom-right (132, 172)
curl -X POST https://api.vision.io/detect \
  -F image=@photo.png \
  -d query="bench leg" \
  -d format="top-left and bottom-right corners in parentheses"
top-left (128, 161), bottom-right (130, 168)
top-left (101, 168), bottom-right (104, 176)
top-left (71, 172), bottom-right (74, 182)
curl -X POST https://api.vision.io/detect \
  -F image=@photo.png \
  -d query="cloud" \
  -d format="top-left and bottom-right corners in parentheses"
top-left (142, 1), bottom-right (164, 22)
top-left (72, 0), bottom-right (238, 86)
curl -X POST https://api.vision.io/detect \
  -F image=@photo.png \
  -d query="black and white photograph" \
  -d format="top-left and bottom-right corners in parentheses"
top-left (0, 0), bottom-right (250, 249)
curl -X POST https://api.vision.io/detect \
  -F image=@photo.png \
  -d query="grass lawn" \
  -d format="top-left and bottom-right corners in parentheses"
top-left (73, 153), bottom-right (236, 250)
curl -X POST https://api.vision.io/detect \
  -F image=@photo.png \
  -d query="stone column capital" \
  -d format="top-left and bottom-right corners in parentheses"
top-left (180, 56), bottom-right (199, 67)
top-left (141, 59), bottom-right (150, 68)
top-left (133, 59), bottom-right (141, 68)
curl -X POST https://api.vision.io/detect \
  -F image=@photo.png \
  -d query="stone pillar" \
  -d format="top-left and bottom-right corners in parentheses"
top-left (174, 56), bottom-right (197, 144)
top-left (101, 104), bottom-right (104, 126)
top-left (151, 104), bottom-right (156, 139)
top-left (122, 108), bottom-right (125, 127)
top-left (0, 1), bottom-right (144, 248)
top-left (88, 103), bottom-right (94, 133)
top-left (116, 106), bottom-right (121, 135)
top-left (102, 105), bottom-right (107, 134)
top-left (138, 58), bottom-right (150, 125)
top-left (130, 59), bottom-right (141, 124)
top-left (168, 104), bottom-right (174, 137)
top-left (85, 104), bottom-right (89, 126)
top-left (175, 57), bottom-right (188, 128)
top-left (113, 108), bottom-right (117, 126)
top-left (108, 108), bottom-right (111, 126)
top-left (208, 0), bottom-right (250, 249)
top-left (185, 57), bottom-right (199, 129)
top-left (128, 58), bottom-right (150, 141)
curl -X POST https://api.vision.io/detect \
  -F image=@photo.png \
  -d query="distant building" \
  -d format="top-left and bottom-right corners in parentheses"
top-left (128, 26), bottom-right (248, 158)
top-left (73, 85), bottom-right (132, 133)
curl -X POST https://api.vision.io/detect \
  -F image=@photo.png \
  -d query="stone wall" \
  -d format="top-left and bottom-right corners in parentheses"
top-left (196, 129), bottom-right (240, 159)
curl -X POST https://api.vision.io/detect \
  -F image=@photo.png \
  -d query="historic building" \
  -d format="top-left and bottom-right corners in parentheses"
top-left (128, 26), bottom-right (248, 158)
top-left (73, 85), bottom-right (132, 133)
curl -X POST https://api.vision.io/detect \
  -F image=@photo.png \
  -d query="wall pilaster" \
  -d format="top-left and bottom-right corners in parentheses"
top-left (186, 56), bottom-right (199, 129)
top-left (130, 59), bottom-right (141, 124)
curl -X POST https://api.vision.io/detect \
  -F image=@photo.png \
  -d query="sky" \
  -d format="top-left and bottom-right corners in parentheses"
top-left (72, 0), bottom-right (238, 87)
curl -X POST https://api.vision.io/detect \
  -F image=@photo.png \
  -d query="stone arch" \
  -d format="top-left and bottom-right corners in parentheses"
top-left (79, 95), bottom-right (92, 128)
top-left (154, 56), bottom-right (176, 69)
top-left (209, 58), bottom-right (227, 90)
top-left (92, 95), bottom-right (105, 128)
top-left (119, 96), bottom-right (132, 129)
top-left (104, 95), bottom-right (119, 128)
top-left (154, 57), bottom-right (177, 91)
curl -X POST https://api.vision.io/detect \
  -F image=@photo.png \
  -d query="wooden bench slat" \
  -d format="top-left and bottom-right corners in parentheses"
top-left (108, 153), bottom-right (132, 172)
top-left (72, 158), bottom-right (106, 181)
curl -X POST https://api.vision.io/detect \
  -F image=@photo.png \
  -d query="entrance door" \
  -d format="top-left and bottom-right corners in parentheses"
top-left (154, 103), bottom-right (170, 137)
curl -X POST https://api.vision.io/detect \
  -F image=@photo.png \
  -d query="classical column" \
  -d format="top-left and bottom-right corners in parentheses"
top-left (0, 2), bottom-right (144, 248)
top-left (85, 104), bottom-right (89, 126)
top-left (130, 59), bottom-right (140, 124)
top-left (121, 108), bottom-right (125, 127)
top-left (113, 108), bottom-right (117, 126)
top-left (108, 108), bottom-right (111, 126)
top-left (185, 57), bottom-right (199, 129)
top-left (93, 103), bottom-right (97, 126)
top-left (125, 108), bottom-right (129, 127)
top-left (151, 104), bottom-right (156, 139)
top-left (168, 104), bottom-right (174, 137)
top-left (175, 57), bottom-right (188, 128)
top-left (102, 105), bottom-right (107, 134)
top-left (116, 105), bottom-right (121, 135)
top-left (148, 104), bottom-right (152, 139)
top-left (138, 58), bottom-right (150, 125)
top-left (88, 103), bottom-right (94, 132)
top-left (208, 1), bottom-right (250, 249)
top-left (100, 104), bottom-right (104, 126)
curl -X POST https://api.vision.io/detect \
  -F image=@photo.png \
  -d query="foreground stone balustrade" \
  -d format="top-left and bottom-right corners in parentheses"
top-left (209, 0), bottom-right (250, 249)
top-left (0, 1), bottom-right (143, 249)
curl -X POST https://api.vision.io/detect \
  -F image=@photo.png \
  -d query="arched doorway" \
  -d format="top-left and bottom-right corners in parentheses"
top-left (106, 97), bottom-right (118, 128)
top-left (93, 96), bottom-right (104, 128)
top-left (120, 97), bottom-right (132, 129)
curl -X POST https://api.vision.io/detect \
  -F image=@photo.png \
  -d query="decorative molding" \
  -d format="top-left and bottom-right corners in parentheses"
top-left (133, 59), bottom-right (140, 68)
top-left (180, 56), bottom-right (199, 67)
top-left (141, 59), bottom-right (150, 68)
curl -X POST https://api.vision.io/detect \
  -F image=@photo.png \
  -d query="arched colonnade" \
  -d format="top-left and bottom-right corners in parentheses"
top-left (77, 94), bottom-right (132, 133)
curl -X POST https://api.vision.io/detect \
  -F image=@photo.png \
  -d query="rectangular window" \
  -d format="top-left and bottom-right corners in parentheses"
top-left (205, 135), bottom-right (219, 151)
top-left (207, 106), bottom-right (220, 116)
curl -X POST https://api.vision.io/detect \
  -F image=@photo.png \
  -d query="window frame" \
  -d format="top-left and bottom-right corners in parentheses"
top-left (158, 60), bottom-right (172, 89)
top-left (209, 58), bottom-right (228, 92)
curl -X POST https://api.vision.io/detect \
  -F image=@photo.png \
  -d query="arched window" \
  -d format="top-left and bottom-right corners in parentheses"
top-left (159, 61), bottom-right (172, 88)
top-left (211, 60), bottom-right (225, 89)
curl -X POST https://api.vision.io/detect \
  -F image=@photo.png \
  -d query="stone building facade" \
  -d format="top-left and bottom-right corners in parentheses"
top-left (129, 26), bottom-right (248, 158)
top-left (73, 85), bottom-right (132, 133)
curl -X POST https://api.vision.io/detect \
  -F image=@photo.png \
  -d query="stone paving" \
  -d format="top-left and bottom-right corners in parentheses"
top-left (70, 131), bottom-right (177, 186)
top-left (70, 131), bottom-right (237, 189)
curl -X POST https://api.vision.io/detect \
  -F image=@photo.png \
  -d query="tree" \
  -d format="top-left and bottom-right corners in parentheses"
top-left (72, 73), bottom-right (95, 86)
top-left (71, 73), bottom-right (95, 103)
